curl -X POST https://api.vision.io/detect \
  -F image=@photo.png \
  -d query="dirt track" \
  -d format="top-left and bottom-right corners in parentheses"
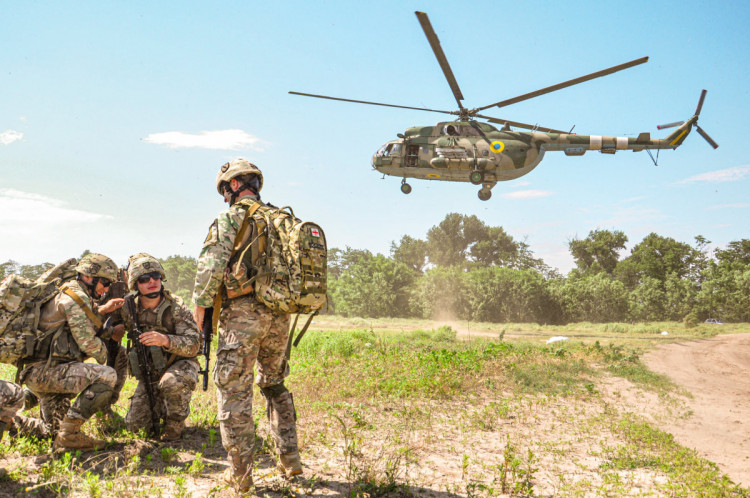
top-left (643, 333), bottom-right (750, 487)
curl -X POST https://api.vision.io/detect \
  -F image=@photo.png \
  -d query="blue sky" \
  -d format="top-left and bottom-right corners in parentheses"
top-left (1, 0), bottom-right (748, 273)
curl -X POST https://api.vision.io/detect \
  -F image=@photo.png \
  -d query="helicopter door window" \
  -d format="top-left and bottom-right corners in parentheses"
top-left (405, 144), bottom-right (419, 167)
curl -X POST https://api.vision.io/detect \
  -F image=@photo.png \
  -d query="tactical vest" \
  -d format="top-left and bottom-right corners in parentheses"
top-left (123, 292), bottom-right (196, 377)
top-left (33, 281), bottom-right (102, 366)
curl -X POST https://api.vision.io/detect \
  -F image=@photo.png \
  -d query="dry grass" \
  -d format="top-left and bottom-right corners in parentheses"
top-left (1, 319), bottom-right (748, 496)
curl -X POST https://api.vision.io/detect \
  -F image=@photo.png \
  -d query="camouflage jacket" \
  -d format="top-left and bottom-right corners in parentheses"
top-left (193, 193), bottom-right (260, 307)
top-left (120, 291), bottom-right (200, 360)
top-left (36, 280), bottom-right (108, 365)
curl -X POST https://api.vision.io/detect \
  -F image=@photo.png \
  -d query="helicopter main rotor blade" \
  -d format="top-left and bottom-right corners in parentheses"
top-left (475, 113), bottom-right (568, 134)
top-left (289, 91), bottom-right (455, 115)
top-left (474, 56), bottom-right (649, 113)
top-left (696, 124), bottom-right (719, 149)
top-left (415, 11), bottom-right (465, 111)
top-left (695, 89), bottom-right (707, 116)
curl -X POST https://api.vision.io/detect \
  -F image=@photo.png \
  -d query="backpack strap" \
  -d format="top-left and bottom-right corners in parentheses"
top-left (59, 283), bottom-right (103, 329)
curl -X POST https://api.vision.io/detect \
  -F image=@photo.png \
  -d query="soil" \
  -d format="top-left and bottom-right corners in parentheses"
top-left (641, 332), bottom-right (750, 487)
top-left (1, 332), bottom-right (748, 496)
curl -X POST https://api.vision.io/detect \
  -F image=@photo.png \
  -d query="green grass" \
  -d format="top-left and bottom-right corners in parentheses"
top-left (604, 414), bottom-right (749, 496)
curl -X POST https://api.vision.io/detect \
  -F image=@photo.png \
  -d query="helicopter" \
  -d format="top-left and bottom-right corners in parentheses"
top-left (290, 11), bottom-right (718, 201)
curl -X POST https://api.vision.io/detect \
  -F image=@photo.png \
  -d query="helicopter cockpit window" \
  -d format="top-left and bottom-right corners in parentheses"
top-left (390, 144), bottom-right (402, 155)
top-left (377, 143), bottom-right (396, 157)
top-left (444, 124), bottom-right (459, 136)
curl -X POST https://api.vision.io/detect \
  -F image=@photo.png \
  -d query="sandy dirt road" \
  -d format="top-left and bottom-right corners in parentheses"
top-left (643, 332), bottom-right (750, 487)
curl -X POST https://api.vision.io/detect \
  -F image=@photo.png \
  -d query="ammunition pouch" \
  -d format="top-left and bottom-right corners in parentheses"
top-left (128, 346), bottom-right (166, 381)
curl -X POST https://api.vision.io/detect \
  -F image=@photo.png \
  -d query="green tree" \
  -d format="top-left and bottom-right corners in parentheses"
top-left (569, 229), bottom-right (627, 275)
top-left (332, 251), bottom-right (415, 318)
top-left (616, 233), bottom-right (698, 289)
top-left (390, 235), bottom-right (428, 273)
top-left (411, 266), bottom-right (469, 320)
top-left (159, 255), bottom-right (198, 305)
top-left (550, 273), bottom-right (628, 323)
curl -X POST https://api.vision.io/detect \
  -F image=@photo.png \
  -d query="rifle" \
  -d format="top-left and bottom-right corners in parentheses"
top-left (199, 308), bottom-right (213, 391)
top-left (124, 294), bottom-right (162, 437)
top-left (98, 281), bottom-right (128, 368)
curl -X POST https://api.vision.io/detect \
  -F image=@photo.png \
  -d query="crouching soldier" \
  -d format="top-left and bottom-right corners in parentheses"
top-left (19, 253), bottom-right (123, 451)
top-left (120, 253), bottom-right (200, 441)
top-left (0, 380), bottom-right (24, 440)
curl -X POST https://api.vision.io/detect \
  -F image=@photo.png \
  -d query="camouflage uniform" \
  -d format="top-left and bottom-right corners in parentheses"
top-left (19, 279), bottom-right (117, 436)
top-left (194, 188), bottom-right (299, 483)
top-left (120, 292), bottom-right (200, 435)
top-left (0, 380), bottom-right (24, 439)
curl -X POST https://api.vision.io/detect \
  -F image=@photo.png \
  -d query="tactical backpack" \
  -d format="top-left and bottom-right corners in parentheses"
top-left (0, 258), bottom-right (78, 365)
top-left (223, 200), bottom-right (328, 317)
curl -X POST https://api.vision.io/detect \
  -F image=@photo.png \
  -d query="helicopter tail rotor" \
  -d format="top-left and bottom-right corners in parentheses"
top-left (658, 90), bottom-right (718, 149)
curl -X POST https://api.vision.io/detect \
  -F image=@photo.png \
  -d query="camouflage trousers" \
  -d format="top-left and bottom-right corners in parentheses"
top-left (125, 358), bottom-right (199, 433)
top-left (215, 295), bottom-right (298, 466)
top-left (21, 361), bottom-right (117, 432)
top-left (0, 380), bottom-right (24, 424)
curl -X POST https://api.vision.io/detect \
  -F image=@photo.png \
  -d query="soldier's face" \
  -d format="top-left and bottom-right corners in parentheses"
top-left (136, 274), bottom-right (162, 295)
top-left (94, 280), bottom-right (110, 299)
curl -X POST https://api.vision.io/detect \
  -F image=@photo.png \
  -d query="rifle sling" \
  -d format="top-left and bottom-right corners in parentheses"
top-left (60, 284), bottom-right (103, 329)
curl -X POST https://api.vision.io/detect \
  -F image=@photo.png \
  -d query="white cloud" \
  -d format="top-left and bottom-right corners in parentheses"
top-left (707, 203), bottom-right (750, 210)
top-left (0, 130), bottom-right (23, 145)
top-left (501, 189), bottom-right (553, 199)
top-left (0, 189), bottom-right (109, 225)
top-left (678, 165), bottom-right (750, 184)
top-left (142, 129), bottom-right (264, 150)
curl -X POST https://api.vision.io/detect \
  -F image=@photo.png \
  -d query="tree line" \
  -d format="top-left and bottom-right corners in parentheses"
top-left (3, 214), bottom-right (749, 324)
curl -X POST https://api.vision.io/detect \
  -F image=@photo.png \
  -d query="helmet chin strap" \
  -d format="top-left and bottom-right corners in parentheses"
top-left (140, 286), bottom-right (163, 299)
top-left (228, 179), bottom-right (260, 206)
top-left (78, 275), bottom-right (101, 298)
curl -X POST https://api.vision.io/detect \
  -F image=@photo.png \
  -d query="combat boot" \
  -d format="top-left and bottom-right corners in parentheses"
top-left (223, 452), bottom-right (253, 493)
top-left (54, 416), bottom-right (107, 451)
top-left (12, 415), bottom-right (50, 439)
top-left (279, 451), bottom-right (303, 478)
top-left (160, 419), bottom-right (184, 442)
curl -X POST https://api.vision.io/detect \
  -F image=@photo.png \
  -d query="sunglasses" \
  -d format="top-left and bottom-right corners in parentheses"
top-left (99, 278), bottom-right (112, 288)
top-left (137, 272), bottom-right (162, 284)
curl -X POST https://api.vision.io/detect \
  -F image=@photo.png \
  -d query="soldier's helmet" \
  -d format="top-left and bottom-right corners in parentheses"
top-left (76, 253), bottom-right (119, 282)
top-left (127, 253), bottom-right (167, 291)
top-left (215, 158), bottom-right (263, 195)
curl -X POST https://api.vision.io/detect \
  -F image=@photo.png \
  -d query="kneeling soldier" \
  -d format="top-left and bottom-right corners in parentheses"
top-left (0, 380), bottom-right (24, 440)
top-left (121, 253), bottom-right (200, 441)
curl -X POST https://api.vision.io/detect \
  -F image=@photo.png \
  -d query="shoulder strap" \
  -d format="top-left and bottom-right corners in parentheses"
top-left (59, 283), bottom-right (103, 329)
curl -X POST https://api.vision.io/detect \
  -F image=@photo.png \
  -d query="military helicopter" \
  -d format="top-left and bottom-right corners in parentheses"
top-left (290, 11), bottom-right (717, 201)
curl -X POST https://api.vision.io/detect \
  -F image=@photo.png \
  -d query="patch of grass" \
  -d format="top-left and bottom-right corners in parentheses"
top-left (604, 414), bottom-right (749, 496)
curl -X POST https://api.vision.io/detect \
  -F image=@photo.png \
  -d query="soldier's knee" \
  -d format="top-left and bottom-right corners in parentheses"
top-left (260, 382), bottom-right (288, 400)
top-left (94, 366), bottom-right (118, 388)
top-left (75, 382), bottom-right (114, 419)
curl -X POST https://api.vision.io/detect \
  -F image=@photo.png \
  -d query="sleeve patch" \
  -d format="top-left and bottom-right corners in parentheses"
top-left (203, 220), bottom-right (219, 248)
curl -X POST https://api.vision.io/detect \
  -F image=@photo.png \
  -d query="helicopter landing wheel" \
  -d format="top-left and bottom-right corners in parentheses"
top-left (469, 170), bottom-right (484, 185)
top-left (478, 188), bottom-right (492, 201)
top-left (400, 182), bottom-right (412, 194)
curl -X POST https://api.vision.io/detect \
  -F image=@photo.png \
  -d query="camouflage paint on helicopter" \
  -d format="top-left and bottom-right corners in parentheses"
top-left (292, 11), bottom-right (717, 201)
top-left (372, 115), bottom-right (702, 200)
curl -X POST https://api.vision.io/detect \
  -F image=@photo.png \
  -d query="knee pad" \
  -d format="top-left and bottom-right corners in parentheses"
top-left (76, 382), bottom-right (114, 420)
top-left (260, 382), bottom-right (288, 401)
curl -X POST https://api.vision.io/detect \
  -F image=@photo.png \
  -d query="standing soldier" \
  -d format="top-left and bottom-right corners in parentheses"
top-left (193, 159), bottom-right (302, 492)
top-left (19, 253), bottom-right (124, 450)
top-left (0, 380), bottom-right (24, 440)
top-left (120, 253), bottom-right (200, 441)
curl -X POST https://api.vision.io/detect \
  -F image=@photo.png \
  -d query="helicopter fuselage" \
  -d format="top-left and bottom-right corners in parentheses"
top-left (372, 120), bottom-right (687, 188)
